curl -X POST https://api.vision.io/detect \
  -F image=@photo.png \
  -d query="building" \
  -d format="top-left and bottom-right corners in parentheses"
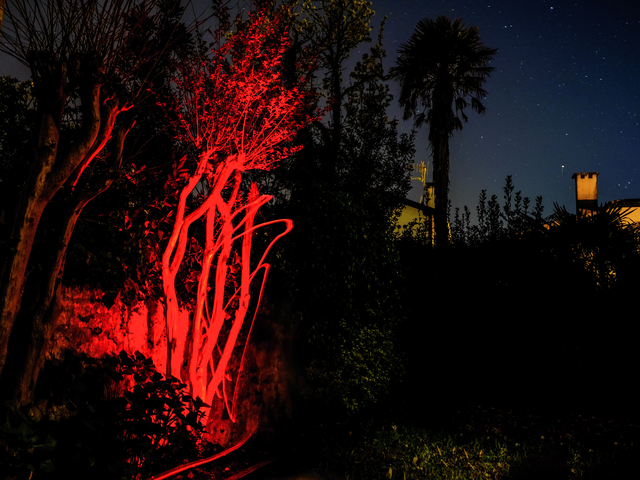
top-left (573, 171), bottom-right (640, 224)
top-left (395, 184), bottom-right (436, 241)
top-left (606, 198), bottom-right (640, 224)
top-left (572, 172), bottom-right (599, 216)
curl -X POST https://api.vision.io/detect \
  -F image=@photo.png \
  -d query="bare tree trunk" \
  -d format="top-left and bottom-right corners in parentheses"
top-left (0, 62), bottom-right (131, 407)
top-left (0, 0), bottom-right (186, 415)
top-left (0, 62), bottom-right (70, 381)
top-left (2, 201), bottom-right (95, 407)
top-left (428, 94), bottom-right (454, 247)
top-left (432, 134), bottom-right (450, 246)
top-left (0, 117), bottom-right (132, 407)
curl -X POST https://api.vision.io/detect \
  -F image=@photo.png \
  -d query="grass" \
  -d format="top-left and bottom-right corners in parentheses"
top-left (5, 349), bottom-right (635, 480)
top-left (309, 404), bottom-right (640, 480)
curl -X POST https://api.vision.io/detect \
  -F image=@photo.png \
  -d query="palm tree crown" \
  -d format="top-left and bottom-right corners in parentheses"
top-left (390, 16), bottom-right (497, 245)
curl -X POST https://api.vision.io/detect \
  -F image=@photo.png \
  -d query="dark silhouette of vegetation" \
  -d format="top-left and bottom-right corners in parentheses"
top-left (0, 0), bottom-right (199, 411)
top-left (294, 0), bottom-right (376, 183)
top-left (300, 405), bottom-right (640, 480)
top-left (450, 175), bottom-right (545, 246)
top-left (399, 176), bottom-right (640, 423)
top-left (391, 16), bottom-right (497, 245)
top-left (0, 77), bottom-right (34, 213)
top-left (2, 2), bottom-right (639, 479)
top-left (1, 350), bottom-right (209, 479)
top-left (261, 6), bottom-right (414, 420)
top-left (274, 183), bottom-right (406, 417)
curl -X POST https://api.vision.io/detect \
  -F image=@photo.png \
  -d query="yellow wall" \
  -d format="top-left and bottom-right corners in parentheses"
top-left (616, 205), bottom-right (640, 224)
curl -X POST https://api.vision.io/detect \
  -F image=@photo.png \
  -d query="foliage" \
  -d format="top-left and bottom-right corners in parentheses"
top-left (100, 351), bottom-right (209, 477)
top-left (61, 0), bottom-right (201, 307)
top-left (0, 0), bottom-right (201, 410)
top-left (544, 202), bottom-right (640, 292)
top-left (274, 14), bottom-right (414, 206)
top-left (296, 0), bottom-right (375, 85)
top-left (0, 350), bottom-right (209, 480)
top-left (316, 422), bottom-right (512, 480)
top-left (311, 406), bottom-right (640, 480)
top-left (0, 77), bottom-right (34, 209)
top-left (449, 175), bottom-right (640, 293)
top-left (291, 0), bottom-right (377, 181)
top-left (390, 15), bottom-right (497, 245)
top-left (275, 183), bottom-right (405, 417)
top-left (400, 177), bottom-right (640, 423)
top-left (147, 8), bottom-right (318, 427)
top-left (0, 406), bottom-right (57, 477)
top-left (255, 6), bottom-right (412, 420)
top-left (338, 21), bottom-right (416, 219)
top-left (450, 175), bottom-right (544, 246)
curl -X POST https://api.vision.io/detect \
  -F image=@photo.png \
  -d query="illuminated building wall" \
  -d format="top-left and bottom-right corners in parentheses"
top-left (572, 172), bottom-right (599, 216)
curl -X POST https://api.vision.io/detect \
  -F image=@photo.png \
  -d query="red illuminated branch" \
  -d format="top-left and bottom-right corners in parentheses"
top-left (146, 426), bottom-right (256, 480)
top-left (158, 10), bottom-right (314, 428)
top-left (70, 97), bottom-right (133, 190)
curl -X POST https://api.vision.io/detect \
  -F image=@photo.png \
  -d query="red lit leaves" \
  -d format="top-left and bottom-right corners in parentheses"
top-left (158, 11), bottom-right (313, 425)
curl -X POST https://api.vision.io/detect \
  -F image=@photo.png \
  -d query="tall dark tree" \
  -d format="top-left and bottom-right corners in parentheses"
top-left (339, 24), bottom-right (415, 217)
top-left (0, 0), bottom-right (195, 409)
top-left (267, 17), bottom-right (414, 418)
top-left (294, 0), bottom-right (375, 182)
top-left (390, 16), bottom-right (497, 245)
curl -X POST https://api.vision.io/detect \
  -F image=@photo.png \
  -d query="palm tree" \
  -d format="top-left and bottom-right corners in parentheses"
top-left (390, 16), bottom-right (497, 245)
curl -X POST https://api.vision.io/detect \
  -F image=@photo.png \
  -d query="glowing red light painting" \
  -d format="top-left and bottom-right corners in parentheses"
top-left (159, 11), bottom-right (312, 426)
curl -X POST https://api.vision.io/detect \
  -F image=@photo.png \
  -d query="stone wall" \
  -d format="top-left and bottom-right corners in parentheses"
top-left (49, 286), bottom-right (174, 373)
top-left (50, 285), bottom-right (298, 446)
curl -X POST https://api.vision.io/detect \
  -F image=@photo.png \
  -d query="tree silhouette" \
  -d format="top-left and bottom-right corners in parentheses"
top-left (390, 16), bottom-right (497, 245)
top-left (295, 0), bottom-right (375, 181)
top-left (0, 0), bottom-right (194, 409)
top-left (264, 11), bottom-right (412, 417)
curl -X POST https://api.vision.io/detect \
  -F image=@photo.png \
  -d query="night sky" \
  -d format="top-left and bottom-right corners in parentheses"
top-left (2, 0), bottom-right (639, 218)
top-left (374, 0), bottom-right (640, 217)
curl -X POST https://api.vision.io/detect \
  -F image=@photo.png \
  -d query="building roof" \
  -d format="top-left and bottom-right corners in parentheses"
top-left (571, 171), bottom-right (599, 179)
top-left (397, 197), bottom-right (436, 214)
top-left (607, 198), bottom-right (640, 207)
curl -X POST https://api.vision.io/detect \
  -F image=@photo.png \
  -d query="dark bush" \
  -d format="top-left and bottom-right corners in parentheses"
top-left (0, 350), bottom-right (210, 480)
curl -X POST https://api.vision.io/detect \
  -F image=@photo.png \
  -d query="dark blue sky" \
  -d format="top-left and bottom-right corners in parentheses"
top-left (374, 0), bottom-right (640, 217)
top-left (2, 0), bottom-right (638, 218)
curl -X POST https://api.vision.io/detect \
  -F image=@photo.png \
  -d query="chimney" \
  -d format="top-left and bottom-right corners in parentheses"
top-left (572, 172), bottom-right (599, 216)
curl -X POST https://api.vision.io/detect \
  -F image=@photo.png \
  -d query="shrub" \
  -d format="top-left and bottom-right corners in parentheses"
top-left (1, 350), bottom-right (210, 479)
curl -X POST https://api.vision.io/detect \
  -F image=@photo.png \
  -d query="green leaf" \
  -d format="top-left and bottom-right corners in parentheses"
top-left (40, 458), bottom-right (56, 473)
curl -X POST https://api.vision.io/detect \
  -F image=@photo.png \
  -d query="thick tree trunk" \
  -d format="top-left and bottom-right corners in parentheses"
top-left (432, 134), bottom-right (450, 246)
top-left (0, 62), bottom-right (69, 381)
top-left (0, 68), bottom-right (131, 407)
top-left (2, 202), bottom-right (86, 407)
top-left (0, 119), bottom-right (132, 408)
top-left (1, 281), bottom-right (64, 409)
top-left (428, 94), bottom-right (455, 247)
